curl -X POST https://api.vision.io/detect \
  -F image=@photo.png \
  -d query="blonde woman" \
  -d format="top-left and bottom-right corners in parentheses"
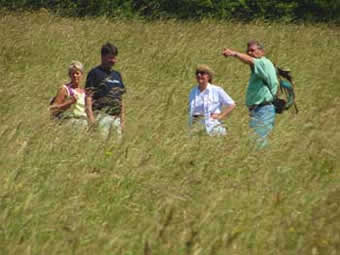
top-left (49, 61), bottom-right (87, 127)
top-left (188, 65), bottom-right (236, 136)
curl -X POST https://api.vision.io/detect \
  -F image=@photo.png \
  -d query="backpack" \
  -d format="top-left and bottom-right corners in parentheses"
top-left (265, 67), bottom-right (298, 114)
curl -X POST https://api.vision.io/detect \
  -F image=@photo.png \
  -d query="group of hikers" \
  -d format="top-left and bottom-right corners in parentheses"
top-left (49, 40), bottom-right (281, 147)
top-left (50, 43), bottom-right (126, 138)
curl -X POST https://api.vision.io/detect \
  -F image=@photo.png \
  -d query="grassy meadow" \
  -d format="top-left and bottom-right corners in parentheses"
top-left (0, 10), bottom-right (339, 254)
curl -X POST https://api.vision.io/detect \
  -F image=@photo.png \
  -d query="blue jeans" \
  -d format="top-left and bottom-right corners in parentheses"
top-left (249, 104), bottom-right (275, 147)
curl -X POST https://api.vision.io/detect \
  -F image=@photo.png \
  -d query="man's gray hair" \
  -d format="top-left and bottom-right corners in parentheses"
top-left (247, 40), bottom-right (264, 50)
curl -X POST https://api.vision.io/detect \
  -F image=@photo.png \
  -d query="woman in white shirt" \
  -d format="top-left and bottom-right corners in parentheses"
top-left (49, 61), bottom-right (87, 127)
top-left (188, 64), bottom-right (236, 136)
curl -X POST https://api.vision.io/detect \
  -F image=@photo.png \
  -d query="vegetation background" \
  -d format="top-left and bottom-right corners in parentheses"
top-left (1, 0), bottom-right (340, 22)
top-left (0, 5), bottom-right (339, 255)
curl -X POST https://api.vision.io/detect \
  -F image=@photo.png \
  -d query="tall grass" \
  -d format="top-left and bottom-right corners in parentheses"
top-left (0, 10), bottom-right (339, 254)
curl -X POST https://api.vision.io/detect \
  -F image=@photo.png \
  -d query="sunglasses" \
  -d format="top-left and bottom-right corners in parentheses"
top-left (196, 71), bottom-right (208, 76)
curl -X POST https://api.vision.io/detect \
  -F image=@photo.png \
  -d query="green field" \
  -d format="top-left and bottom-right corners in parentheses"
top-left (0, 11), bottom-right (339, 254)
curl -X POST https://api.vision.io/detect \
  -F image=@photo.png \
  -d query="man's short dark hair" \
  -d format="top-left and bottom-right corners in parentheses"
top-left (247, 40), bottom-right (264, 50)
top-left (101, 42), bottom-right (118, 57)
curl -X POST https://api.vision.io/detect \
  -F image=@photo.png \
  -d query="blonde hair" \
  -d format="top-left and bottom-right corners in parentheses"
top-left (68, 60), bottom-right (84, 77)
top-left (196, 64), bottom-right (215, 83)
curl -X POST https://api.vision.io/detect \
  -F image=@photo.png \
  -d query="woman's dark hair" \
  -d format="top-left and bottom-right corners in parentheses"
top-left (101, 42), bottom-right (118, 57)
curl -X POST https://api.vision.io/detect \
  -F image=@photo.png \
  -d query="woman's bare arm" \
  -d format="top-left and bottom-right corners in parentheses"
top-left (49, 86), bottom-right (75, 115)
top-left (211, 103), bottom-right (236, 120)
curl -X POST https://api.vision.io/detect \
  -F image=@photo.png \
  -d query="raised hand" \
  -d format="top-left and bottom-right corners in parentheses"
top-left (222, 48), bottom-right (236, 57)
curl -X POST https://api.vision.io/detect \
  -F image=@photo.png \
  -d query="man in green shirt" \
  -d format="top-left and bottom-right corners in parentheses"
top-left (222, 40), bottom-right (278, 147)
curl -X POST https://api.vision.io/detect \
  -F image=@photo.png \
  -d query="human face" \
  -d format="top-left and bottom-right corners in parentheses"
top-left (247, 44), bottom-right (264, 58)
top-left (101, 53), bottom-right (117, 70)
top-left (196, 71), bottom-right (210, 87)
top-left (70, 69), bottom-right (83, 85)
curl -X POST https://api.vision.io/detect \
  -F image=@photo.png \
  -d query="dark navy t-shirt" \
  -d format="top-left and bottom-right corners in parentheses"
top-left (85, 66), bottom-right (126, 115)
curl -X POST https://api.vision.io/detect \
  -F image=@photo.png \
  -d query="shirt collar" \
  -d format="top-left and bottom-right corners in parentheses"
top-left (196, 83), bottom-right (212, 93)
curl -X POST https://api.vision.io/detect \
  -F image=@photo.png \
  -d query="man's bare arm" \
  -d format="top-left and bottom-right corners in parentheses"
top-left (85, 92), bottom-right (96, 124)
top-left (222, 48), bottom-right (254, 66)
top-left (120, 99), bottom-right (125, 131)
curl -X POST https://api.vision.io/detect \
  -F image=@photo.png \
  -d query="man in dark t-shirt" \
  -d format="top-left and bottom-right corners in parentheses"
top-left (85, 42), bottom-right (126, 138)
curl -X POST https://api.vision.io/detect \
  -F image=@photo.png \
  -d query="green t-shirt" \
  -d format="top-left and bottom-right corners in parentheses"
top-left (246, 57), bottom-right (278, 106)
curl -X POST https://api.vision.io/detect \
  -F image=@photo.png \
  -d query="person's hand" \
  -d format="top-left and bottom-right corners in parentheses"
top-left (222, 48), bottom-right (236, 57)
top-left (71, 94), bottom-right (78, 102)
top-left (87, 118), bottom-right (97, 131)
top-left (88, 116), bottom-right (96, 125)
top-left (211, 113), bottom-right (221, 120)
top-left (49, 104), bottom-right (58, 110)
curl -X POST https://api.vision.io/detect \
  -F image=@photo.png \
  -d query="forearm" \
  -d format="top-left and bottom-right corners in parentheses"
top-left (49, 99), bottom-right (75, 115)
top-left (54, 99), bottom-right (75, 110)
top-left (222, 48), bottom-right (254, 66)
top-left (85, 96), bottom-right (95, 123)
top-left (219, 103), bottom-right (236, 119)
top-left (120, 101), bottom-right (125, 128)
top-left (233, 52), bottom-right (254, 66)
